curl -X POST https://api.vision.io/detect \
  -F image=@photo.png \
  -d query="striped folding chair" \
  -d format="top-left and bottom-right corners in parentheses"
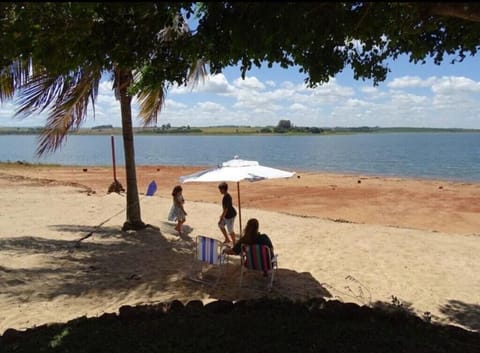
top-left (189, 235), bottom-right (228, 286)
top-left (239, 244), bottom-right (278, 290)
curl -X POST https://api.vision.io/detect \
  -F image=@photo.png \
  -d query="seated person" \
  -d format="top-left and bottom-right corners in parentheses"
top-left (224, 218), bottom-right (274, 256)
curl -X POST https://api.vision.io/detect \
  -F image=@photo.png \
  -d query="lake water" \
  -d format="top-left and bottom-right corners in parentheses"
top-left (1, 133), bottom-right (480, 182)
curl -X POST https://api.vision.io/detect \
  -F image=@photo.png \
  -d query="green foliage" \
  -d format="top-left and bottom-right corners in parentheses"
top-left (49, 328), bottom-right (70, 349)
top-left (194, 2), bottom-right (480, 86)
top-left (2, 2), bottom-right (480, 139)
top-left (136, 126), bottom-right (203, 134)
top-left (0, 2), bottom-right (203, 154)
top-left (1, 2), bottom-right (480, 228)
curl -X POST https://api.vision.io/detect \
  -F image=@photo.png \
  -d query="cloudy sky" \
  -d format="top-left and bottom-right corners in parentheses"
top-left (1, 53), bottom-right (480, 129)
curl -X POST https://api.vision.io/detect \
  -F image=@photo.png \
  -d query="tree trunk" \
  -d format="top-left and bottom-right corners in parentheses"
top-left (117, 68), bottom-right (147, 231)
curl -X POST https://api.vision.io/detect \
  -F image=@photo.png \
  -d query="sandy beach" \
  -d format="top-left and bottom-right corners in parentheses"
top-left (0, 163), bottom-right (479, 333)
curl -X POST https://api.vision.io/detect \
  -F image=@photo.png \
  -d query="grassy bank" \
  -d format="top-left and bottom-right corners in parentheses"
top-left (2, 126), bottom-right (479, 136)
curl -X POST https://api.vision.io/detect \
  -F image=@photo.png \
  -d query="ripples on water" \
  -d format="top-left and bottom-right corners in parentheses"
top-left (1, 133), bottom-right (479, 182)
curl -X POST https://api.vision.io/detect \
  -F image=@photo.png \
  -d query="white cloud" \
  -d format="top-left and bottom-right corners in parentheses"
top-left (171, 73), bottom-right (233, 94)
top-left (388, 76), bottom-right (436, 88)
top-left (431, 76), bottom-right (480, 95)
top-left (164, 99), bottom-right (188, 110)
top-left (233, 76), bottom-right (265, 90)
top-left (265, 80), bottom-right (276, 87)
top-left (2, 69), bottom-right (480, 129)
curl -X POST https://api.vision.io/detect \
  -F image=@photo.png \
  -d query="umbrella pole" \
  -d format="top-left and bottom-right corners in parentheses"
top-left (237, 181), bottom-right (242, 237)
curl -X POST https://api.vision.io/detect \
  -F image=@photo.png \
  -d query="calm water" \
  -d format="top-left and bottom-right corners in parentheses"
top-left (1, 133), bottom-right (480, 182)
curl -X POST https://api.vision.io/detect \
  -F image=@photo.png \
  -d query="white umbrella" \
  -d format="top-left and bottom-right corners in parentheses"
top-left (179, 156), bottom-right (296, 235)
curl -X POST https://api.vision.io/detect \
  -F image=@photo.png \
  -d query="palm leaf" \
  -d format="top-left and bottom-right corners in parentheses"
top-left (136, 85), bottom-right (167, 127)
top-left (0, 58), bottom-right (32, 101)
top-left (186, 58), bottom-right (208, 89)
top-left (135, 12), bottom-right (207, 127)
top-left (14, 65), bottom-right (101, 156)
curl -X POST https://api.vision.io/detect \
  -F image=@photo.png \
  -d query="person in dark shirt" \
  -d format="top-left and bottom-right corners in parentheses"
top-left (218, 182), bottom-right (237, 246)
top-left (224, 218), bottom-right (274, 256)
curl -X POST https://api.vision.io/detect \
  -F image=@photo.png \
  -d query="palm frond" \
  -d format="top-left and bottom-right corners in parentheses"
top-left (0, 58), bottom-right (31, 102)
top-left (136, 85), bottom-right (167, 127)
top-left (16, 66), bottom-right (102, 156)
top-left (15, 72), bottom-right (66, 117)
top-left (157, 12), bottom-right (190, 43)
top-left (135, 11), bottom-right (207, 126)
top-left (187, 58), bottom-right (208, 90)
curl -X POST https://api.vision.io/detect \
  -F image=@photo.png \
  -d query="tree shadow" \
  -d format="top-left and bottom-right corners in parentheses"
top-left (0, 226), bottom-right (199, 304)
top-left (186, 258), bottom-right (332, 302)
top-left (2, 223), bottom-right (334, 333)
top-left (157, 221), bottom-right (195, 241)
top-left (440, 299), bottom-right (480, 331)
top-left (2, 225), bottom-right (330, 308)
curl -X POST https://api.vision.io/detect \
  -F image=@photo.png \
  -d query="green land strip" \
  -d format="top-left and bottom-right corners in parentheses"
top-left (1, 125), bottom-right (479, 136)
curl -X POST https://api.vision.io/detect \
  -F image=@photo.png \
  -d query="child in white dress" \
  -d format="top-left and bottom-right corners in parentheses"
top-left (168, 185), bottom-right (187, 236)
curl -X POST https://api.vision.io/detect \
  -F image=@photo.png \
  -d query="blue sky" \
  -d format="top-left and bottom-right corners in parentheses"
top-left (1, 53), bottom-right (480, 129)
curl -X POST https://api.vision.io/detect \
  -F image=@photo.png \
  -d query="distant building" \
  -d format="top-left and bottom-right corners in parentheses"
top-left (91, 125), bottom-right (113, 130)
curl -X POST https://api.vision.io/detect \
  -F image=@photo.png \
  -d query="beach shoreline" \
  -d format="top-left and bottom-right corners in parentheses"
top-left (1, 163), bottom-right (479, 333)
top-left (2, 162), bottom-right (480, 235)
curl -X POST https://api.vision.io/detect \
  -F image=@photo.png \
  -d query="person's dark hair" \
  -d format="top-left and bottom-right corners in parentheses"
top-left (242, 218), bottom-right (259, 244)
top-left (172, 185), bottom-right (182, 196)
top-left (218, 182), bottom-right (228, 191)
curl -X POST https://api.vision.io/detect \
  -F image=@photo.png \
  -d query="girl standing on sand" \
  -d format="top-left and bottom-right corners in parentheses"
top-left (168, 185), bottom-right (187, 236)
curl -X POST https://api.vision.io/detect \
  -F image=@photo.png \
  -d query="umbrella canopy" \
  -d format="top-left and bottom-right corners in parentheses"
top-left (179, 156), bottom-right (295, 235)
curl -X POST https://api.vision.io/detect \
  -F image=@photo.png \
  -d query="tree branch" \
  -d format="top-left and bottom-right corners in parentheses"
top-left (428, 3), bottom-right (480, 23)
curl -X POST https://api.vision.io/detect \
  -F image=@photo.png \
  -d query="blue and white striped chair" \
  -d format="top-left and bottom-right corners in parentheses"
top-left (189, 235), bottom-right (228, 286)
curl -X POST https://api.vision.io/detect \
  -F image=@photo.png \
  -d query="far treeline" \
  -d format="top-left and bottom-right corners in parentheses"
top-left (1, 123), bottom-right (479, 136)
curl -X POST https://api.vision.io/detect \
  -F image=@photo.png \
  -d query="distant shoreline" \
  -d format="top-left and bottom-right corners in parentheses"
top-left (2, 160), bottom-right (480, 186)
top-left (1, 126), bottom-right (480, 136)
top-left (1, 162), bottom-right (480, 234)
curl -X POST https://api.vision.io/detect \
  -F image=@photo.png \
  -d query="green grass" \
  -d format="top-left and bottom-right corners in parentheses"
top-left (2, 126), bottom-right (479, 137)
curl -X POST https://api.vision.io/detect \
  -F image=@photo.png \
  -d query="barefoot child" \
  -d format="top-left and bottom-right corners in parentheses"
top-left (168, 185), bottom-right (187, 236)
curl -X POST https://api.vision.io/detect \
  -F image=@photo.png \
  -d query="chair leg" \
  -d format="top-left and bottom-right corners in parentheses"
top-left (214, 253), bottom-right (228, 287)
top-left (268, 270), bottom-right (274, 290)
top-left (268, 260), bottom-right (277, 290)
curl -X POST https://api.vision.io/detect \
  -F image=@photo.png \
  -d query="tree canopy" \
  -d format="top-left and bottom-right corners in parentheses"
top-left (192, 2), bottom-right (480, 87)
top-left (3, 2), bottom-right (480, 126)
top-left (1, 2), bottom-right (480, 230)
top-left (0, 2), bottom-right (206, 230)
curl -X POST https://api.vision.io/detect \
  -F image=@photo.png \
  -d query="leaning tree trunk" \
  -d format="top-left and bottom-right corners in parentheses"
top-left (117, 68), bottom-right (147, 231)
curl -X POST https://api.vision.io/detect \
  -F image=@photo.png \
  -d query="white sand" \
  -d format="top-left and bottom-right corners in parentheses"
top-left (1, 175), bottom-right (479, 333)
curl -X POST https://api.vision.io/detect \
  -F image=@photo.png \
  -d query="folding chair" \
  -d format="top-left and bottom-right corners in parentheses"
top-left (239, 244), bottom-right (278, 290)
top-left (189, 235), bottom-right (228, 286)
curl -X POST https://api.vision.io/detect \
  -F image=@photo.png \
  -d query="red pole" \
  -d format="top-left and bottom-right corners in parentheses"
top-left (237, 181), bottom-right (242, 236)
top-left (111, 135), bottom-right (117, 181)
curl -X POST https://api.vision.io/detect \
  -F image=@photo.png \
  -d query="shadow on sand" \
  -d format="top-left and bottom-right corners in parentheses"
top-left (440, 299), bottom-right (480, 332)
top-left (1, 224), bottom-right (330, 319)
